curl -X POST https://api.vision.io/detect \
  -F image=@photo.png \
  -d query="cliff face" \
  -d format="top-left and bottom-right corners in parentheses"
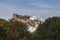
top-left (10, 14), bottom-right (41, 33)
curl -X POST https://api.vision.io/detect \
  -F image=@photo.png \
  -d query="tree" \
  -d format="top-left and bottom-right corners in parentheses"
top-left (0, 19), bottom-right (10, 40)
top-left (6, 21), bottom-right (32, 40)
top-left (0, 18), bottom-right (33, 40)
top-left (36, 17), bottom-right (60, 40)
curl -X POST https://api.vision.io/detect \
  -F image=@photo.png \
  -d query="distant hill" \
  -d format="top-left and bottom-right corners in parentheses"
top-left (0, 18), bottom-right (9, 25)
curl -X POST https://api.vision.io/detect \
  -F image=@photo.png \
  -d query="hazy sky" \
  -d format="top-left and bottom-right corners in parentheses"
top-left (0, 0), bottom-right (60, 20)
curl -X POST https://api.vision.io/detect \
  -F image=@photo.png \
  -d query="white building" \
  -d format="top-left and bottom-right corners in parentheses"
top-left (30, 16), bottom-right (37, 20)
top-left (27, 26), bottom-right (37, 33)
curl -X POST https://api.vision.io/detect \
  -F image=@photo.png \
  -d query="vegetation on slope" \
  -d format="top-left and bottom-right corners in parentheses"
top-left (0, 17), bottom-right (60, 40)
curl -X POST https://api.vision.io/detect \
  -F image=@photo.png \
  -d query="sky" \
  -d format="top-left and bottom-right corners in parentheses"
top-left (0, 0), bottom-right (60, 20)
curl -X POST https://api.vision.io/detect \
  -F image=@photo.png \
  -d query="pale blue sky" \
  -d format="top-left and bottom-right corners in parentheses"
top-left (0, 0), bottom-right (60, 20)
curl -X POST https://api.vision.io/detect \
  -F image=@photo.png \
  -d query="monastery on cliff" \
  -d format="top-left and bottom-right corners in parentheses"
top-left (10, 14), bottom-right (41, 33)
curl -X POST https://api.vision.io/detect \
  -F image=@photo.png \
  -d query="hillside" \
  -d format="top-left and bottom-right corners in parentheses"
top-left (0, 14), bottom-right (60, 40)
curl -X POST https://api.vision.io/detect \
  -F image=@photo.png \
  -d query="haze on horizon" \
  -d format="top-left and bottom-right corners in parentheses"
top-left (0, 0), bottom-right (60, 20)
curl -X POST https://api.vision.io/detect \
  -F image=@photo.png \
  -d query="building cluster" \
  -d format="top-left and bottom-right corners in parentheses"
top-left (10, 14), bottom-right (41, 33)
